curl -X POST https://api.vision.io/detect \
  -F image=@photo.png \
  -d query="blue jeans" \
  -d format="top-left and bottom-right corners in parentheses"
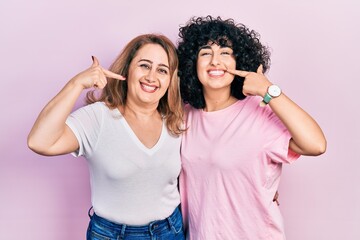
top-left (86, 206), bottom-right (185, 240)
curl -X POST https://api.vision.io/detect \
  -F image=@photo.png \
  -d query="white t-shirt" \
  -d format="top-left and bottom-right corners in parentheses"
top-left (180, 97), bottom-right (300, 240)
top-left (66, 102), bottom-right (181, 225)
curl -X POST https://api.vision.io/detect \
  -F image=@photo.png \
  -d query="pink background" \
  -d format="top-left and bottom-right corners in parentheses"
top-left (1, 0), bottom-right (359, 239)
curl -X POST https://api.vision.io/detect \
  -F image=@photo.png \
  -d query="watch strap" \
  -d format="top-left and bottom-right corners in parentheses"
top-left (263, 92), bottom-right (272, 104)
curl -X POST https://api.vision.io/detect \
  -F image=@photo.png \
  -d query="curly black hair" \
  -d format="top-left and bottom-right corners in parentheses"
top-left (177, 16), bottom-right (271, 109)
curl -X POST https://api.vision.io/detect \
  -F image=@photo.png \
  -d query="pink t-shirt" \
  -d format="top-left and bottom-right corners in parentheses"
top-left (180, 96), bottom-right (300, 240)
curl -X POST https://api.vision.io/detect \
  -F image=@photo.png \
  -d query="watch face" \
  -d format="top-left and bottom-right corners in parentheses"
top-left (268, 85), bottom-right (281, 97)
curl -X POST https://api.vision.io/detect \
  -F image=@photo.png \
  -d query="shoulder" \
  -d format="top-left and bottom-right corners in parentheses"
top-left (243, 96), bottom-right (273, 114)
top-left (184, 103), bottom-right (201, 118)
top-left (184, 103), bottom-right (194, 113)
top-left (75, 101), bottom-right (105, 111)
top-left (88, 101), bottom-right (108, 111)
top-left (70, 101), bottom-right (109, 119)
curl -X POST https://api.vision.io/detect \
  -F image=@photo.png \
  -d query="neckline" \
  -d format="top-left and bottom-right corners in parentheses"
top-left (114, 108), bottom-right (165, 155)
top-left (201, 99), bottom-right (243, 115)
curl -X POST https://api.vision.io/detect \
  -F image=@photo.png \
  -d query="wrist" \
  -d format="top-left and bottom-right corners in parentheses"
top-left (260, 84), bottom-right (282, 106)
top-left (259, 83), bottom-right (272, 98)
top-left (68, 78), bottom-right (87, 92)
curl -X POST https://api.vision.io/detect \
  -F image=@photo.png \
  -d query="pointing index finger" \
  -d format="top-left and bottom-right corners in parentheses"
top-left (226, 68), bottom-right (249, 77)
top-left (91, 56), bottom-right (100, 67)
top-left (102, 68), bottom-right (126, 81)
top-left (257, 64), bottom-right (264, 75)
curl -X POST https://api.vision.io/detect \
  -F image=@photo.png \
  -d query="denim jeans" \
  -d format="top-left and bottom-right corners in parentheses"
top-left (86, 206), bottom-right (185, 240)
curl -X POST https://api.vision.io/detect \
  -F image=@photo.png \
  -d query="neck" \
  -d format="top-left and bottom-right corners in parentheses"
top-left (120, 100), bottom-right (160, 120)
top-left (203, 89), bottom-right (237, 112)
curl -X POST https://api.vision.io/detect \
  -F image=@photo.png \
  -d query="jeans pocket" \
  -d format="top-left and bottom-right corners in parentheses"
top-left (88, 220), bottom-right (114, 240)
top-left (89, 230), bottom-right (112, 240)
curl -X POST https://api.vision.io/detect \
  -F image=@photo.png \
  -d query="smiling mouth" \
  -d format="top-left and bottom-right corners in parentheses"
top-left (208, 69), bottom-right (225, 77)
top-left (140, 82), bottom-right (158, 93)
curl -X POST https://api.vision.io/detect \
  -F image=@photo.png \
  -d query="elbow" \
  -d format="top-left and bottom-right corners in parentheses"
top-left (314, 144), bottom-right (326, 156)
top-left (27, 134), bottom-right (35, 151)
top-left (319, 139), bottom-right (327, 155)
top-left (310, 139), bottom-right (327, 156)
top-left (27, 135), bottom-right (47, 156)
top-left (295, 137), bottom-right (327, 156)
top-left (27, 135), bottom-right (40, 153)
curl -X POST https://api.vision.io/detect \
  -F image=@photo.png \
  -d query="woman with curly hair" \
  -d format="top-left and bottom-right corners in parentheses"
top-left (177, 16), bottom-right (326, 239)
top-left (28, 34), bottom-right (185, 240)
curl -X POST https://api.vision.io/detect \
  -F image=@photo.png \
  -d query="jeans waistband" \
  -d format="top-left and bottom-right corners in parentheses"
top-left (90, 206), bottom-right (181, 235)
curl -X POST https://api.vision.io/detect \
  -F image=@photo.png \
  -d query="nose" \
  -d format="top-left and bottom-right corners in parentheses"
top-left (210, 52), bottom-right (221, 66)
top-left (145, 68), bottom-right (156, 82)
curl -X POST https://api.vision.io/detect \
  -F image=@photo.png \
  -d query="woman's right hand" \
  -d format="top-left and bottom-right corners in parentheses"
top-left (71, 56), bottom-right (126, 90)
top-left (27, 56), bottom-right (126, 156)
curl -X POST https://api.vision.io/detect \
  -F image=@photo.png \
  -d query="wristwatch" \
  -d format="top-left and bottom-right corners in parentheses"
top-left (261, 84), bottom-right (282, 106)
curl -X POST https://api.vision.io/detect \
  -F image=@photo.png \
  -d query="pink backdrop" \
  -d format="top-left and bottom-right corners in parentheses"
top-left (1, 0), bottom-right (359, 239)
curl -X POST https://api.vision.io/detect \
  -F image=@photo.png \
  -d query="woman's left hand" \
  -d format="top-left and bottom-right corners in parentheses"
top-left (228, 65), bottom-right (327, 156)
top-left (226, 65), bottom-right (271, 97)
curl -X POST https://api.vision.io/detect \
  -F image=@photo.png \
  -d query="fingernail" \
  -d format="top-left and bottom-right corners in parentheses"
top-left (91, 56), bottom-right (94, 61)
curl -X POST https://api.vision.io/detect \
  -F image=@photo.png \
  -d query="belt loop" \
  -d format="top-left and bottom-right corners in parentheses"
top-left (118, 224), bottom-right (126, 240)
top-left (167, 207), bottom-right (177, 231)
top-left (149, 222), bottom-right (154, 236)
top-left (167, 216), bottom-right (174, 231)
top-left (88, 206), bottom-right (94, 219)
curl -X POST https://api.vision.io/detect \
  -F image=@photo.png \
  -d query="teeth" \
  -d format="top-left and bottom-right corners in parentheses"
top-left (141, 83), bottom-right (157, 91)
top-left (208, 70), bottom-right (224, 76)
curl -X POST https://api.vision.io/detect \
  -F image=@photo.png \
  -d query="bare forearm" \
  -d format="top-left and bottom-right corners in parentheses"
top-left (269, 93), bottom-right (327, 156)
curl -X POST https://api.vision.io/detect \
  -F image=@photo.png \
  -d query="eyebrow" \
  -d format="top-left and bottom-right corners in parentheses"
top-left (199, 45), bottom-right (211, 50)
top-left (198, 45), bottom-right (232, 51)
top-left (138, 59), bottom-right (169, 69)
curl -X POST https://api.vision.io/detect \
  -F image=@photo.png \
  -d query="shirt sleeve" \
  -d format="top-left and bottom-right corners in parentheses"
top-left (262, 105), bottom-right (300, 164)
top-left (65, 102), bottom-right (104, 157)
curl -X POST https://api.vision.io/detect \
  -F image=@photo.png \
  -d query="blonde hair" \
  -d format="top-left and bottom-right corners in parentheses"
top-left (86, 34), bottom-right (184, 136)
